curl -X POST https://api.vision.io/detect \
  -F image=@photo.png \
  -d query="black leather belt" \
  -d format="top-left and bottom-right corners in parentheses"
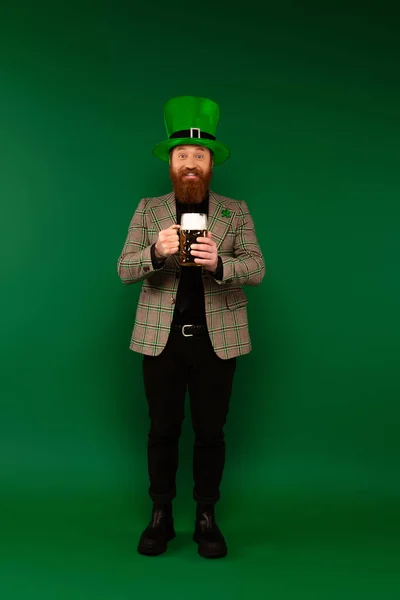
top-left (171, 324), bottom-right (208, 337)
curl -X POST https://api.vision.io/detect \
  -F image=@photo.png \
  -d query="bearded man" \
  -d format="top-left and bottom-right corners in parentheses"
top-left (117, 96), bottom-right (265, 559)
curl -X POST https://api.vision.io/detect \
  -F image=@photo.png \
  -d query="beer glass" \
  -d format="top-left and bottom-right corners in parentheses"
top-left (179, 213), bottom-right (208, 267)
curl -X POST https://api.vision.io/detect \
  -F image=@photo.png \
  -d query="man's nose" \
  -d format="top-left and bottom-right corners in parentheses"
top-left (185, 156), bottom-right (197, 168)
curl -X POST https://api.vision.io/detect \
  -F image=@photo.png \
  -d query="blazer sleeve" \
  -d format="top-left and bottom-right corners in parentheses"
top-left (215, 201), bottom-right (265, 286)
top-left (117, 198), bottom-right (165, 285)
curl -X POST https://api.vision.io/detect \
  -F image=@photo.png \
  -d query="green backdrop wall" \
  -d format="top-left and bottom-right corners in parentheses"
top-left (1, 1), bottom-right (399, 598)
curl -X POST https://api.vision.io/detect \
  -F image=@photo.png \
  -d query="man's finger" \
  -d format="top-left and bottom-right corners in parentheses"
top-left (165, 231), bottom-right (180, 240)
top-left (191, 244), bottom-right (212, 252)
top-left (195, 236), bottom-right (214, 245)
top-left (191, 250), bottom-right (211, 258)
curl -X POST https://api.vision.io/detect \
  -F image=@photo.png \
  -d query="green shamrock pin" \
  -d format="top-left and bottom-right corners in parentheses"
top-left (221, 208), bottom-right (231, 218)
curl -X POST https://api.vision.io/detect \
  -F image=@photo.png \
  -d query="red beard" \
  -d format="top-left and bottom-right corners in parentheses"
top-left (170, 166), bottom-right (212, 204)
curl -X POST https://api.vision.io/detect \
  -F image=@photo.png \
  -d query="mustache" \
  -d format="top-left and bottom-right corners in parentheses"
top-left (180, 168), bottom-right (202, 176)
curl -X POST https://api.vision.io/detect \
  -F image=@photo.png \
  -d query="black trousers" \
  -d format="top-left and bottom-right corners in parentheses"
top-left (142, 329), bottom-right (236, 505)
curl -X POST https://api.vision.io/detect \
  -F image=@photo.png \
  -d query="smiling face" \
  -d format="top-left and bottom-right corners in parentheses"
top-left (169, 144), bottom-right (213, 203)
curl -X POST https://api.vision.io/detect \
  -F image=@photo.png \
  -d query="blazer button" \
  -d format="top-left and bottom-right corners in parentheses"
top-left (143, 266), bottom-right (149, 273)
top-left (171, 297), bottom-right (176, 304)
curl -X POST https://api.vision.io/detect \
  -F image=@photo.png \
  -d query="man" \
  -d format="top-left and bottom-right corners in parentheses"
top-left (117, 96), bottom-right (265, 559)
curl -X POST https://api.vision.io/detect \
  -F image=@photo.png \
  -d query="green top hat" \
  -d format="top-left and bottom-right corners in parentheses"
top-left (152, 95), bottom-right (230, 166)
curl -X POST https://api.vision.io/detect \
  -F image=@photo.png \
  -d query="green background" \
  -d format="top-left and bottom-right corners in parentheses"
top-left (1, 1), bottom-right (399, 598)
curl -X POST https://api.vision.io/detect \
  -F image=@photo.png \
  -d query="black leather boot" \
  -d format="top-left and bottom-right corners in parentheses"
top-left (193, 505), bottom-right (227, 558)
top-left (137, 502), bottom-right (176, 556)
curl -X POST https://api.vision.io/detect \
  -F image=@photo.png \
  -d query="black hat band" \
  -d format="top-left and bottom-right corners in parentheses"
top-left (170, 128), bottom-right (216, 141)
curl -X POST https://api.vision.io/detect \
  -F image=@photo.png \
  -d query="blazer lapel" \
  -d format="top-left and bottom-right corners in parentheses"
top-left (207, 191), bottom-right (236, 250)
top-left (149, 192), bottom-right (176, 232)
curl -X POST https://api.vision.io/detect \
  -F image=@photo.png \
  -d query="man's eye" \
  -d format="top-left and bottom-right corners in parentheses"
top-left (196, 155), bottom-right (204, 159)
top-left (179, 154), bottom-right (186, 159)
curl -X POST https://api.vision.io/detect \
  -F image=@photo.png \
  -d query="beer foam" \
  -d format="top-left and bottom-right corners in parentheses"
top-left (180, 213), bottom-right (208, 230)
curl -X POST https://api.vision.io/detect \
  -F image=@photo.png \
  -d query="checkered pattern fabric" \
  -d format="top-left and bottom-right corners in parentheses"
top-left (117, 191), bottom-right (265, 359)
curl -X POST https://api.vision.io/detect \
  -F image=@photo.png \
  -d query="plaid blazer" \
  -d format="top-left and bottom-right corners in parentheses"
top-left (117, 191), bottom-right (265, 359)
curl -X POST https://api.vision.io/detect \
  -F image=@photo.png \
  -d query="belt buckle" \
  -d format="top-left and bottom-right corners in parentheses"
top-left (182, 324), bottom-right (194, 337)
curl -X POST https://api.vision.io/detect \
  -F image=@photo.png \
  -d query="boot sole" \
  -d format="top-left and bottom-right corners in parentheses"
top-left (138, 530), bottom-right (176, 556)
top-left (193, 533), bottom-right (227, 559)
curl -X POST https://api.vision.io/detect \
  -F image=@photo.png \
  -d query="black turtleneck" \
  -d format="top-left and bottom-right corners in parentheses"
top-left (150, 194), bottom-right (223, 326)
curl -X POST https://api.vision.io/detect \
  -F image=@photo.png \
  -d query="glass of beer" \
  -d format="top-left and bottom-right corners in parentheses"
top-left (179, 213), bottom-right (208, 267)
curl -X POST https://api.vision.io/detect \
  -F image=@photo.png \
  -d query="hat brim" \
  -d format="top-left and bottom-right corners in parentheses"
top-left (152, 138), bottom-right (230, 166)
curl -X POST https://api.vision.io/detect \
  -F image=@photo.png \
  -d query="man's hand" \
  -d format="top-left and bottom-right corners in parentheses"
top-left (155, 225), bottom-right (180, 259)
top-left (190, 231), bottom-right (218, 273)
